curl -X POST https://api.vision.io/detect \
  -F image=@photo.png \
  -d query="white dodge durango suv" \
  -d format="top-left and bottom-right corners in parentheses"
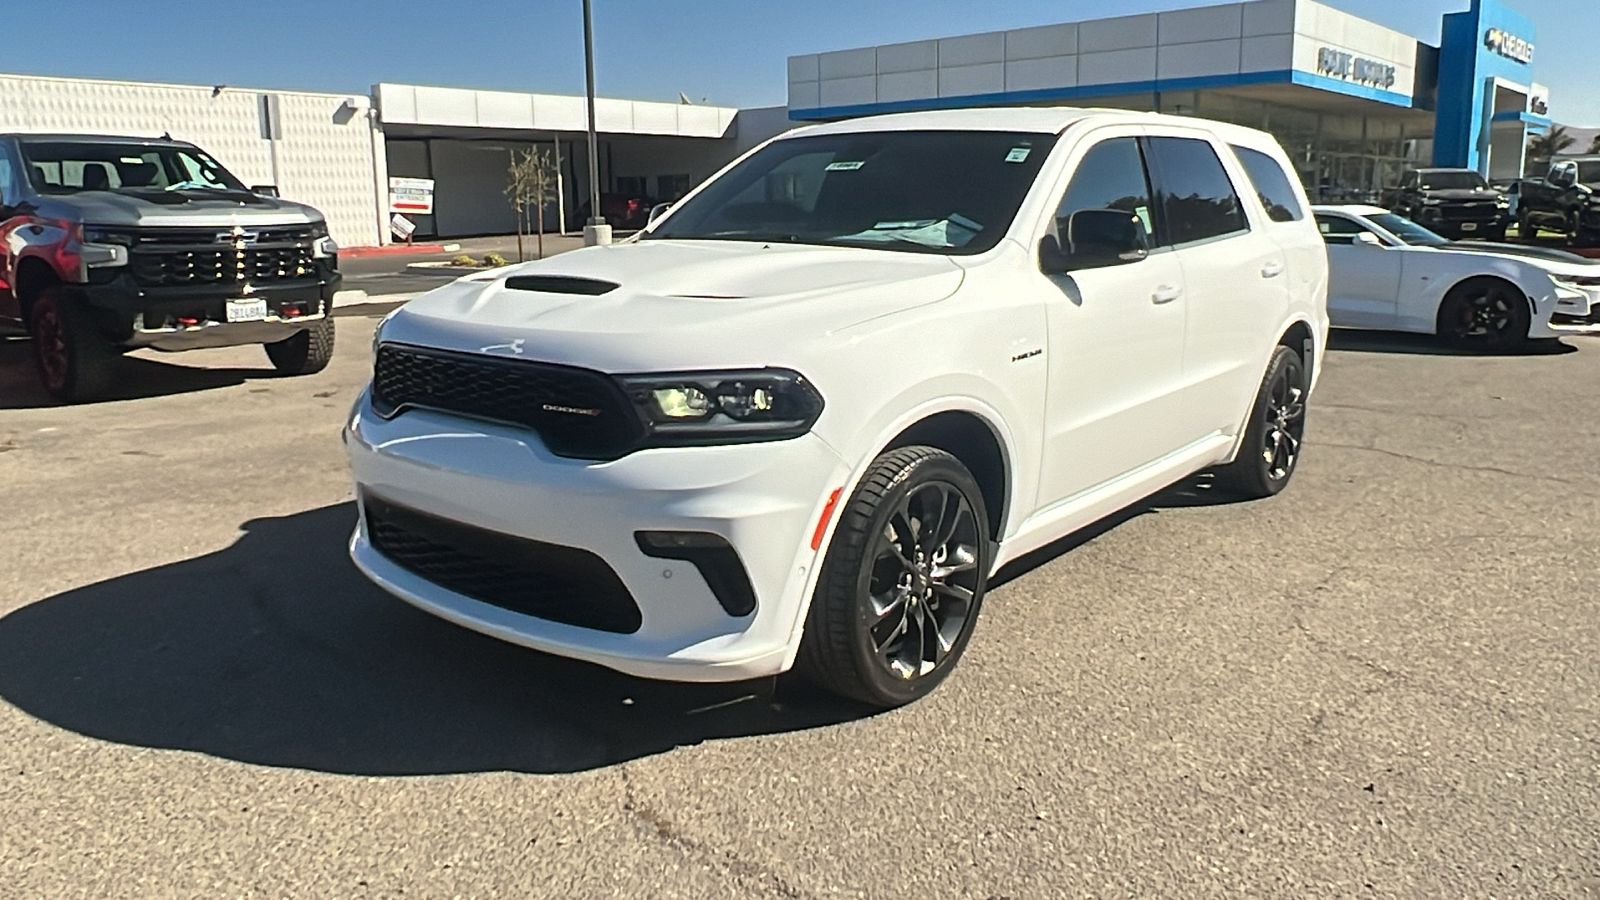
top-left (344, 108), bottom-right (1329, 708)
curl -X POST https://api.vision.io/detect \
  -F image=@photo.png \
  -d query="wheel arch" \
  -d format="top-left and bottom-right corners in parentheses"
top-left (1276, 318), bottom-right (1317, 386)
top-left (14, 255), bottom-right (62, 324)
top-left (880, 409), bottom-right (1011, 543)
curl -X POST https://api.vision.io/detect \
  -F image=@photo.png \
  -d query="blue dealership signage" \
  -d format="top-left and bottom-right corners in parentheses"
top-left (1435, 0), bottom-right (1541, 171)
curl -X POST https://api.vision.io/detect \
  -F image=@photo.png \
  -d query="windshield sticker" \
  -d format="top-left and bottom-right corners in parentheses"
top-left (1134, 206), bottom-right (1153, 235)
top-left (1004, 147), bottom-right (1032, 163)
top-left (825, 160), bottom-right (865, 172)
top-left (949, 212), bottom-right (983, 232)
top-left (120, 157), bottom-right (145, 164)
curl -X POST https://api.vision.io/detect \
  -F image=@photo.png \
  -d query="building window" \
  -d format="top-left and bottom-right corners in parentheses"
top-left (657, 173), bottom-right (691, 201)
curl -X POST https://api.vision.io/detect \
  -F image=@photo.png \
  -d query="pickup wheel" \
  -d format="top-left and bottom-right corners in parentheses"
top-left (264, 318), bottom-right (335, 375)
top-left (30, 286), bottom-right (118, 402)
top-left (1566, 211), bottom-right (1590, 248)
top-left (1436, 276), bottom-right (1530, 352)
top-left (1516, 209), bottom-right (1535, 239)
top-left (795, 446), bottom-right (991, 709)
top-left (1213, 346), bottom-right (1306, 500)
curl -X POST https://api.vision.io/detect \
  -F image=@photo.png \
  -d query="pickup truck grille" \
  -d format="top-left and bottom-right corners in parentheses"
top-left (371, 344), bottom-right (645, 460)
top-left (128, 227), bottom-right (320, 288)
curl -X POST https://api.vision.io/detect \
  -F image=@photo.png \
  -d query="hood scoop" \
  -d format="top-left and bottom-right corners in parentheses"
top-left (504, 275), bottom-right (620, 296)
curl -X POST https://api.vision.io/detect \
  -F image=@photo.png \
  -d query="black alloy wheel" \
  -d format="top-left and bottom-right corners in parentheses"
top-left (1435, 276), bottom-right (1531, 352)
top-left (1214, 346), bottom-right (1307, 499)
top-left (796, 446), bottom-right (991, 708)
top-left (29, 286), bottom-right (117, 402)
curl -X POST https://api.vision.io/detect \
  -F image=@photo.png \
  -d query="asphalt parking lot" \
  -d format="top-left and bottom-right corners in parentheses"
top-left (1, 318), bottom-right (1598, 899)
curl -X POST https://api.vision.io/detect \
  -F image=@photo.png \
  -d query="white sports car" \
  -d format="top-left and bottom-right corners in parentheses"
top-left (1314, 205), bottom-right (1600, 350)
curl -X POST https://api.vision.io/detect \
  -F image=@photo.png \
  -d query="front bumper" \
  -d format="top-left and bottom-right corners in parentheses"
top-left (80, 268), bottom-right (341, 348)
top-left (1539, 287), bottom-right (1600, 336)
top-left (344, 389), bottom-right (851, 682)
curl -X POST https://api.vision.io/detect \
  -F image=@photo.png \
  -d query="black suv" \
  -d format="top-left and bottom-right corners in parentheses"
top-left (0, 133), bottom-right (342, 401)
top-left (1388, 167), bottom-right (1510, 240)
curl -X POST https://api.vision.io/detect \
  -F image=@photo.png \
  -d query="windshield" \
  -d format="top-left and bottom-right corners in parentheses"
top-left (1577, 161), bottom-right (1600, 184)
top-left (1418, 171), bottom-right (1488, 191)
top-left (1370, 212), bottom-right (1447, 245)
top-left (18, 140), bottom-right (249, 195)
top-left (645, 130), bottom-right (1058, 255)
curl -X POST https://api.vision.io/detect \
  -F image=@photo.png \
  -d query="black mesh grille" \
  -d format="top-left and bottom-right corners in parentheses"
top-left (364, 494), bottom-right (643, 634)
top-left (371, 344), bottom-right (644, 460)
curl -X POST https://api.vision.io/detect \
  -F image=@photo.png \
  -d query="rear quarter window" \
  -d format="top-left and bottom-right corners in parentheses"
top-left (1231, 145), bottom-right (1305, 223)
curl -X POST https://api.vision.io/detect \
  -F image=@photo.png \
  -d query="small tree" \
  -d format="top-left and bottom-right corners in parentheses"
top-left (505, 147), bottom-right (561, 261)
top-left (1528, 125), bottom-right (1575, 171)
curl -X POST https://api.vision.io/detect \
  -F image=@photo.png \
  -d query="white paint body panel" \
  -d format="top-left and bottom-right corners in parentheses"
top-left (1315, 205), bottom-right (1600, 337)
top-left (347, 109), bottom-right (1330, 682)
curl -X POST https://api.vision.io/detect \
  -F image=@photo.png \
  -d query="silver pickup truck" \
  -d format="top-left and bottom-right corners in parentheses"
top-left (0, 133), bottom-right (342, 401)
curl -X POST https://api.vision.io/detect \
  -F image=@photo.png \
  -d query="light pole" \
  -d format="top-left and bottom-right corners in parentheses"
top-left (581, 0), bottom-right (611, 246)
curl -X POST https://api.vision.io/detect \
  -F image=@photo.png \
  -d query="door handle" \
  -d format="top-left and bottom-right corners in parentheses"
top-left (1261, 261), bottom-right (1285, 278)
top-left (1152, 285), bottom-right (1182, 304)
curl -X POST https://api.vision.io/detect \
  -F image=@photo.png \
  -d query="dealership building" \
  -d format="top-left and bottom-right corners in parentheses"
top-left (0, 0), bottom-right (1547, 248)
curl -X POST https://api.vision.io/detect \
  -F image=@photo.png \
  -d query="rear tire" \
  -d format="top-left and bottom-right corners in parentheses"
top-left (1435, 276), bottom-right (1530, 352)
top-left (795, 446), bottom-right (992, 709)
top-left (265, 318), bottom-right (335, 375)
top-left (1213, 346), bottom-right (1307, 500)
top-left (30, 286), bottom-right (118, 402)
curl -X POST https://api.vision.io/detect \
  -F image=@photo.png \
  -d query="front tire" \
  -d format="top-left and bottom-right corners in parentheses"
top-left (1435, 276), bottom-right (1530, 352)
top-left (30, 286), bottom-right (119, 402)
top-left (1213, 346), bottom-right (1307, 500)
top-left (795, 446), bottom-right (992, 709)
top-left (264, 318), bottom-right (335, 375)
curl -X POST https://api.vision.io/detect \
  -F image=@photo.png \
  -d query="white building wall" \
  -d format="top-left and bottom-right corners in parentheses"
top-left (787, 0), bottom-right (1418, 113)
top-left (0, 73), bottom-right (382, 248)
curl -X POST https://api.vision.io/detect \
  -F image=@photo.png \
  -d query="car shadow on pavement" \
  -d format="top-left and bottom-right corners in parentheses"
top-left (1327, 329), bottom-right (1579, 357)
top-left (0, 503), bottom-right (869, 776)
top-left (0, 338), bottom-right (276, 408)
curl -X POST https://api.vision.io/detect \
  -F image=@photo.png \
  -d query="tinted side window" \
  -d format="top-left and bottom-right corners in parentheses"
top-left (1144, 136), bottom-right (1247, 245)
top-left (1231, 145), bottom-right (1303, 223)
top-left (0, 142), bottom-right (15, 204)
top-left (1315, 214), bottom-right (1369, 245)
top-left (1054, 137), bottom-right (1155, 240)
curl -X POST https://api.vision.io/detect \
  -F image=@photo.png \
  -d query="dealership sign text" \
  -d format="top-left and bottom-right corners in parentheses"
top-left (1484, 28), bottom-right (1533, 64)
top-left (1316, 47), bottom-right (1398, 89)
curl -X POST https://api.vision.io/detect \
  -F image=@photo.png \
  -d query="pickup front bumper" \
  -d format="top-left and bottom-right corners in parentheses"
top-left (78, 267), bottom-right (341, 350)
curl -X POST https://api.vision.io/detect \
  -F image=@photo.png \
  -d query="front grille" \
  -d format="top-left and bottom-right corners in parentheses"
top-left (372, 344), bottom-right (644, 459)
top-left (1440, 203), bottom-right (1501, 222)
top-left (129, 227), bottom-right (319, 287)
top-left (364, 493), bottom-right (643, 634)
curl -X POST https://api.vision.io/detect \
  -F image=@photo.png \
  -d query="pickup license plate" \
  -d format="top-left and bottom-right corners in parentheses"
top-left (1460, 222), bottom-right (1478, 232)
top-left (226, 298), bottom-right (268, 323)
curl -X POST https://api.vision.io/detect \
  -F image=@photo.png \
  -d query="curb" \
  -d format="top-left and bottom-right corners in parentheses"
top-left (341, 242), bottom-right (461, 258)
top-left (332, 290), bottom-right (416, 310)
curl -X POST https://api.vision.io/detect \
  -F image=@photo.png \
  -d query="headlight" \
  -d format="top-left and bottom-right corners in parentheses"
top-left (78, 225), bottom-right (134, 268)
top-left (617, 369), bottom-right (824, 446)
top-left (1553, 274), bottom-right (1600, 289)
top-left (80, 226), bottom-right (137, 246)
top-left (1497, 197), bottom-right (1511, 207)
top-left (308, 222), bottom-right (337, 259)
top-left (1421, 197), bottom-right (1444, 205)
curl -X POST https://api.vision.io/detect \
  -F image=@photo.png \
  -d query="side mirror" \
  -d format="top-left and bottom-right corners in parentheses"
top-left (1353, 231), bottom-right (1384, 247)
top-left (646, 202), bottom-right (672, 227)
top-left (251, 184), bottom-right (280, 197)
top-left (1040, 208), bottom-right (1149, 273)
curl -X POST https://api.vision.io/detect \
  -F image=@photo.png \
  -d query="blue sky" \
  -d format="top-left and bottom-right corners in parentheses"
top-left (13, 0), bottom-right (1598, 125)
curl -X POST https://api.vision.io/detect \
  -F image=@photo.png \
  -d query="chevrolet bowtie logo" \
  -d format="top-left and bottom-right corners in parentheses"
top-left (219, 226), bottom-right (260, 245)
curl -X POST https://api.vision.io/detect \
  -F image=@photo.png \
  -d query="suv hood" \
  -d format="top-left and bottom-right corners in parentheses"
top-left (381, 239), bottom-right (966, 372)
top-left (39, 191), bottom-right (324, 228)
